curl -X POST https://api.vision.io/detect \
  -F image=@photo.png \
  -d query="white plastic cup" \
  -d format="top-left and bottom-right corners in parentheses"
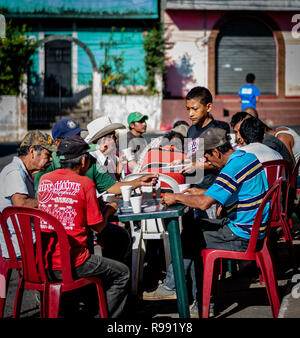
top-left (178, 183), bottom-right (191, 193)
top-left (120, 185), bottom-right (132, 202)
top-left (122, 147), bottom-right (134, 161)
top-left (130, 196), bottom-right (143, 213)
top-left (102, 193), bottom-right (115, 202)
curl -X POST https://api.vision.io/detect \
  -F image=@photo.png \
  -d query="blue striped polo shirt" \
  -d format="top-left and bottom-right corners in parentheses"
top-left (205, 150), bottom-right (269, 240)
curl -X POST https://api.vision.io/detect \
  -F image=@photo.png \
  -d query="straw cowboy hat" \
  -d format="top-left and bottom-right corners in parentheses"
top-left (85, 116), bottom-right (126, 144)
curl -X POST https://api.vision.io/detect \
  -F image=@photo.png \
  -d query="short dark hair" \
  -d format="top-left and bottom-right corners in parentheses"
top-left (246, 73), bottom-right (255, 83)
top-left (18, 145), bottom-right (44, 157)
top-left (204, 141), bottom-right (233, 156)
top-left (172, 120), bottom-right (189, 128)
top-left (239, 117), bottom-right (265, 144)
top-left (230, 111), bottom-right (249, 128)
top-left (186, 86), bottom-right (213, 106)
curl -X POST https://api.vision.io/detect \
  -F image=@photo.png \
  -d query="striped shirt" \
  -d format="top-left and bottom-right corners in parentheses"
top-left (205, 150), bottom-right (269, 239)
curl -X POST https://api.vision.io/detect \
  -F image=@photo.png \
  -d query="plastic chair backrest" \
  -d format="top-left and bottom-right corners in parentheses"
top-left (262, 160), bottom-right (292, 221)
top-left (157, 173), bottom-right (180, 193)
top-left (262, 159), bottom-right (292, 186)
top-left (1, 206), bottom-right (74, 285)
top-left (288, 157), bottom-right (300, 194)
top-left (246, 178), bottom-right (281, 254)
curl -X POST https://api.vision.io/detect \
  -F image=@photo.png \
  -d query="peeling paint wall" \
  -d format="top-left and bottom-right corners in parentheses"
top-left (98, 94), bottom-right (162, 132)
top-left (0, 96), bottom-right (27, 142)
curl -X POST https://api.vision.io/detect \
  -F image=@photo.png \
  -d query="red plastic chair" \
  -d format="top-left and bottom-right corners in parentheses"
top-left (262, 159), bottom-right (297, 269)
top-left (201, 179), bottom-right (281, 318)
top-left (1, 206), bottom-right (108, 318)
top-left (0, 213), bottom-right (22, 318)
top-left (282, 157), bottom-right (300, 230)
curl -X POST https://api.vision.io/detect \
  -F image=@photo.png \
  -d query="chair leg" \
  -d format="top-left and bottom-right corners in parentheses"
top-left (0, 263), bottom-right (10, 318)
top-left (202, 255), bottom-right (216, 318)
top-left (95, 283), bottom-right (108, 318)
top-left (47, 284), bottom-right (62, 318)
top-left (256, 249), bottom-right (281, 318)
top-left (13, 278), bottom-right (24, 318)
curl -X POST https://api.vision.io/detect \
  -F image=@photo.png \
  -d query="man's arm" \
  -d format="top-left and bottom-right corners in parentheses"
top-left (11, 193), bottom-right (38, 208)
top-left (106, 173), bottom-right (158, 195)
top-left (161, 192), bottom-right (216, 211)
top-left (89, 202), bottom-right (118, 234)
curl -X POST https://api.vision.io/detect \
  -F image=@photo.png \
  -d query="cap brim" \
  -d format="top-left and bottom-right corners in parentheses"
top-left (42, 144), bottom-right (57, 152)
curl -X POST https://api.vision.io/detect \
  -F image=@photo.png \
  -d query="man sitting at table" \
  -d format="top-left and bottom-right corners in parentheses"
top-left (34, 118), bottom-right (158, 265)
top-left (37, 135), bottom-right (130, 318)
top-left (143, 128), bottom-right (270, 318)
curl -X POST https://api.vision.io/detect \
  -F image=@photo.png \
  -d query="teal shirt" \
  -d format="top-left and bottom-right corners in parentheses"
top-left (34, 152), bottom-right (116, 196)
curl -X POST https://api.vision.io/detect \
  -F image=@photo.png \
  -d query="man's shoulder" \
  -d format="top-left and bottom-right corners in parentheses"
top-left (0, 157), bottom-right (24, 176)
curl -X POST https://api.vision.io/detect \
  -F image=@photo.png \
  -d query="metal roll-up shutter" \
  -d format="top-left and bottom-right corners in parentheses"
top-left (216, 18), bottom-right (276, 95)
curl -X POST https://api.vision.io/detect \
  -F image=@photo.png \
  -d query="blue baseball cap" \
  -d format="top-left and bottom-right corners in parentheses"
top-left (52, 119), bottom-right (87, 139)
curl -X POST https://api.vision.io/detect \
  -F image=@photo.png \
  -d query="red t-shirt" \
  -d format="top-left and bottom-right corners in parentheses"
top-left (37, 169), bottom-right (103, 270)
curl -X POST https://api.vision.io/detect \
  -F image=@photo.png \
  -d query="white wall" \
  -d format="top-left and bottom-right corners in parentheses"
top-left (283, 31), bottom-right (300, 96)
top-left (97, 94), bottom-right (162, 132)
top-left (0, 96), bottom-right (27, 142)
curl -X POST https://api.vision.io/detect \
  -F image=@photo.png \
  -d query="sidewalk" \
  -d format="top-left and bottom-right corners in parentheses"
top-left (2, 219), bottom-right (300, 319)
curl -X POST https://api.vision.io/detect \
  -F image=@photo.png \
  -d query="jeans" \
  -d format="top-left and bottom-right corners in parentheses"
top-left (49, 254), bottom-right (130, 318)
top-left (88, 222), bottom-right (132, 266)
top-left (163, 217), bottom-right (263, 304)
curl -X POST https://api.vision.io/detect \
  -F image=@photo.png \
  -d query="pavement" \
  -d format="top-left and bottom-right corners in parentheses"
top-left (2, 216), bottom-right (300, 319)
top-left (1, 133), bottom-right (300, 319)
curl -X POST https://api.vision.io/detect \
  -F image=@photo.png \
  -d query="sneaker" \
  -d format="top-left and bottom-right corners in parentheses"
top-left (142, 284), bottom-right (177, 300)
top-left (189, 301), bottom-right (199, 318)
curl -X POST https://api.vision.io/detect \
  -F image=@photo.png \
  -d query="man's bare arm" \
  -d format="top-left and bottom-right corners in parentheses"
top-left (11, 193), bottom-right (38, 208)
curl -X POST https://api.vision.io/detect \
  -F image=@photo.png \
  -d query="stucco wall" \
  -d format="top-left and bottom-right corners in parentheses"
top-left (0, 96), bottom-right (27, 142)
top-left (164, 10), bottom-right (300, 98)
top-left (97, 94), bottom-right (162, 132)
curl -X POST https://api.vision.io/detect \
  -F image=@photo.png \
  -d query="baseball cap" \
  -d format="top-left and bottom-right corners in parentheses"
top-left (201, 128), bottom-right (230, 152)
top-left (171, 124), bottom-right (189, 138)
top-left (127, 112), bottom-right (148, 125)
top-left (57, 134), bottom-right (98, 160)
top-left (20, 130), bottom-right (57, 152)
top-left (52, 118), bottom-right (87, 139)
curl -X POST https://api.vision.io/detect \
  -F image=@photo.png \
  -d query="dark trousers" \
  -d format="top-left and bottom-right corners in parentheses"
top-left (49, 254), bottom-right (130, 318)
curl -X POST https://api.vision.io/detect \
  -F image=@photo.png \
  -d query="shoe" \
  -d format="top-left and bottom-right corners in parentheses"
top-left (189, 301), bottom-right (199, 318)
top-left (142, 284), bottom-right (177, 300)
top-left (209, 302), bottom-right (215, 318)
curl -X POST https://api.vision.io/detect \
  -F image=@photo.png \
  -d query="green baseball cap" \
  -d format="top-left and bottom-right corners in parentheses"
top-left (127, 112), bottom-right (148, 125)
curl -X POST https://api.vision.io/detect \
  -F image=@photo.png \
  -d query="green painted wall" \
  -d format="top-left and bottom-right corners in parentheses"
top-left (77, 28), bottom-right (146, 86)
top-left (0, 0), bottom-right (158, 18)
top-left (27, 28), bottom-right (146, 86)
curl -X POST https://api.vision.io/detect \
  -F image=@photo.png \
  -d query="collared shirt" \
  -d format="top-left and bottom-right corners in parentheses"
top-left (0, 156), bottom-right (35, 211)
top-left (205, 150), bottom-right (269, 240)
top-left (0, 156), bottom-right (35, 258)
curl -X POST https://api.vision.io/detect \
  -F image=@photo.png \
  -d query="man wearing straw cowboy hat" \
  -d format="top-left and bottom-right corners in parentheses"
top-left (84, 116), bottom-right (127, 180)
top-left (34, 118), bottom-right (157, 265)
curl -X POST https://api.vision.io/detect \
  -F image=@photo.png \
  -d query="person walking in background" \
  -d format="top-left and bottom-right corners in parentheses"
top-left (238, 73), bottom-right (261, 111)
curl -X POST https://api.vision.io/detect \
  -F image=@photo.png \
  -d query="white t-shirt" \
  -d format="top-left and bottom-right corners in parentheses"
top-left (240, 143), bottom-right (283, 163)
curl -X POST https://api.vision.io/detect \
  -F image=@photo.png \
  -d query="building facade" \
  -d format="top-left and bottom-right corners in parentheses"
top-left (0, 0), bottom-right (160, 131)
top-left (162, 0), bottom-right (300, 128)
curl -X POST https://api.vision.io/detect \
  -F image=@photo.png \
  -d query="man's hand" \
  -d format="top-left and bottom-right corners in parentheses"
top-left (137, 173), bottom-right (158, 187)
top-left (180, 161), bottom-right (204, 174)
top-left (161, 193), bottom-right (177, 207)
top-left (104, 202), bottom-right (118, 218)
